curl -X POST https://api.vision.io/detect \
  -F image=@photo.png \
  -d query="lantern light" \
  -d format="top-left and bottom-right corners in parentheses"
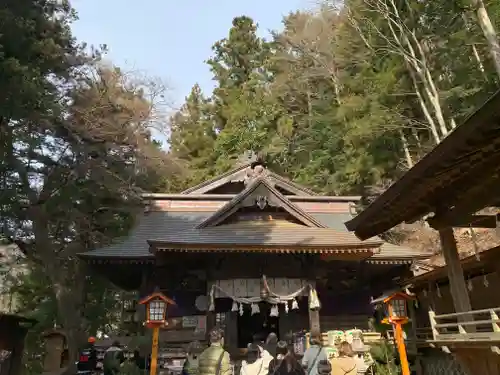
top-left (372, 291), bottom-right (414, 324)
top-left (148, 300), bottom-right (166, 323)
top-left (139, 291), bottom-right (175, 327)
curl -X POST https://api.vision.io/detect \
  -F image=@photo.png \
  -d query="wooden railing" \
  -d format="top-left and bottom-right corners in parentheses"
top-left (386, 327), bottom-right (434, 351)
top-left (414, 327), bottom-right (434, 342)
top-left (429, 307), bottom-right (500, 342)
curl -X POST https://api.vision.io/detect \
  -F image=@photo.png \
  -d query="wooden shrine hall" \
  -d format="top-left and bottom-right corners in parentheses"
top-left (80, 154), bottom-right (426, 354)
top-left (346, 90), bottom-right (500, 374)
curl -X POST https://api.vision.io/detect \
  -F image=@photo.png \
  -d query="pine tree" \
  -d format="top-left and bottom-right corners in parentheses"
top-left (170, 84), bottom-right (217, 187)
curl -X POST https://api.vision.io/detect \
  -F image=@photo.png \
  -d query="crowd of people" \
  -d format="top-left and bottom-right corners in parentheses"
top-left (183, 329), bottom-right (362, 375)
top-left (77, 337), bottom-right (148, 375)
top-left (77, 329), bottom-right (364, 375)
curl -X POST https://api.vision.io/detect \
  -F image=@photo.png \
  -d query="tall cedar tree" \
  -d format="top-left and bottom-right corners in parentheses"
top-left (0, 0), bottom-right (175, 366)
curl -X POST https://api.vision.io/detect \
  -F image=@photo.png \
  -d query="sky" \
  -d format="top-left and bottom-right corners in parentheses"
top-left (71, 0), bottom-right (314, 108)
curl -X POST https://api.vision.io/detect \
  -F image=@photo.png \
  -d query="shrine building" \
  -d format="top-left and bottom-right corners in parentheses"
top-left (79, 155), bottom-right (427, 354)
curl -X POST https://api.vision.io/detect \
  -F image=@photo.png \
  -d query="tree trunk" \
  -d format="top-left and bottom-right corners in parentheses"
top-left (407, 64), bottom-right (441, 145)
top-left (399, 129), bottom-right (413, 169)
top-left (32, 208), bottom-right (88, 372)
top-left (376, 0), bottom-right (447, 143)
top-left (51, 264), bottom-right (88, 374)
top-left (471, 0), bottom-right (500, 79)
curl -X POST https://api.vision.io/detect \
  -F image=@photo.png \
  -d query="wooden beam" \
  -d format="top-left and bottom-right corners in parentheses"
top-left (428, 214), bottom-right (500, 229)
top-left (439, 228), bottom-right (472, 318)
top-left (427, 148), bottom-right (500, 226)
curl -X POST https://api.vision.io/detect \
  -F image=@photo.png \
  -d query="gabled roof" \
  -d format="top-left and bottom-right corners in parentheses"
top-left (197, 177), bottom-right (325, 228)
top-left (181, 163), bottom-right (317, 196)
top-left (79, 162), bottom-right (427, 262)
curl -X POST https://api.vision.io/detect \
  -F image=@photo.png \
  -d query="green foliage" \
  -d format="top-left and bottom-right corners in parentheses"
top-left (0, 1), bottom-right (177, 371)
top-left (3, 0), bottom-right (500, 372)
top-left (168, 3), bottom-right (500, 195)
top-left (370, 341), bottom-right (401, 375)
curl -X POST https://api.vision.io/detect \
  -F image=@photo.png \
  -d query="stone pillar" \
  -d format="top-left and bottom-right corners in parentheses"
top-left (42, 331), bottom-right (66, 372)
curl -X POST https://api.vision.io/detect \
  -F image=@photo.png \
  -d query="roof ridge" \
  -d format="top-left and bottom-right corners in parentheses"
top-left (181, 164), bottom-right (318, 196)
top-left (181, 163), bottom-right (251, 195)
top-left (269, 172), bottom-right (317, 196)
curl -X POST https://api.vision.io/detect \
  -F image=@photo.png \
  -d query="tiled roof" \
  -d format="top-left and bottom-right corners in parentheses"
top-left (151, 221), bottom-right (380, 250)
top-left (79, 211), bottom-right (424, 261)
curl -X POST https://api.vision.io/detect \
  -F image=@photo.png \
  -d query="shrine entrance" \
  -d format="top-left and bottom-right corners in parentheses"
top-left (209, 277), bottom-right (314, 352)
top-left (237, 302), bottom-right (279, 347)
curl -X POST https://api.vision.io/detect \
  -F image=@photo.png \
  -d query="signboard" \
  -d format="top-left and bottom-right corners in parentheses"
top-left (179, 315), bottom-right (206, 334)
top-left (182, 316), bottom-right (199, 328)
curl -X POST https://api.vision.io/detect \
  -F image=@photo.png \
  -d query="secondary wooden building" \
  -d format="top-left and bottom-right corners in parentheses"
top-left (80, 155), bottom-right (426, 356)
top-left (346, 90), bottom-right (500, 375)
top-left (0, 313), bottom-right (36, 375)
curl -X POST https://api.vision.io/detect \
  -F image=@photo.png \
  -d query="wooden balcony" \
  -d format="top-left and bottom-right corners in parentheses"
top-left (429, 307), bottom-right (500, 345)
top-left (427, 307), bottom-right (500, 375)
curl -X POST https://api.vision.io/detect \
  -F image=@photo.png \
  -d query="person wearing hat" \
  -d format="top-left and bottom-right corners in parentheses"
top-left (77, 337), bottom-right (98, 374)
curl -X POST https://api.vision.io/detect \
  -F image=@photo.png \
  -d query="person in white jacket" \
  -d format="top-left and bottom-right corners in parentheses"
top-left (241, 344), bottom-right (268, 375)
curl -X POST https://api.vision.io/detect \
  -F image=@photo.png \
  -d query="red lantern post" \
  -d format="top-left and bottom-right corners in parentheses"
top-left (139, 291), bottom-right (175, 375)
top-left (373, 291), bottom-right (415, 375)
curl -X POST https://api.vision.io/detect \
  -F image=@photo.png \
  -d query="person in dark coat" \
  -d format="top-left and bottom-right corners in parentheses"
top-left (133, 349), bottom-right (146, 371)
top-left (268, 341), bottom-right (305, 375)
top-left (77, 337), bottom-right (98, 373)
top-left (103, 340), bottom-right (125, 375)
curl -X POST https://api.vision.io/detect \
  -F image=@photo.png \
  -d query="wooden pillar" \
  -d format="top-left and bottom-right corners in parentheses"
top-left (225, 311), bottom-right (238, 353)
top-left (407, 300), bottom-right (418, 355)
top-left (427, 282), bottom-right (436, 312)
top-left (137, 269), bottom-right (149, 325)
top-left (439, 228), bottom-right (472, 316)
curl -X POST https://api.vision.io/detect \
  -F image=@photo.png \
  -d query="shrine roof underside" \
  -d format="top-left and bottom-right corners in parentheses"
top-left (79, 158), bottom-right (426, 264)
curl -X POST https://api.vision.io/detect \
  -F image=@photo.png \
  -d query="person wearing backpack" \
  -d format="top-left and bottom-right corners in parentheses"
top-left (198, 328), bottom-right (231, 375)
top-left (301, 336), bottom-right (328, 375)
top-left (103, 340), bottom-right (125, 375)
top-left (77, 337), bottom-right (98, 374)
top-left (268, 341), bottom-right (304, 375)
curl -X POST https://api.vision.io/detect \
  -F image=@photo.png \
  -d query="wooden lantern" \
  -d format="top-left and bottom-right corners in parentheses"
top-left (371, 291), bottom-right (415, 375)
top-left (376, 291), bottom-right (414, 325)
top-left (138, 291), bottom-right (175, 327)
top-left (139, 291), bottom-right (175, 375)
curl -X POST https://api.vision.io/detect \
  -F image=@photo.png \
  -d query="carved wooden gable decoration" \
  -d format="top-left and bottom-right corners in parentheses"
top-left (182, 159), bottom-right (317, 196)
top-left (196, 177), bottom-right (325, 229)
